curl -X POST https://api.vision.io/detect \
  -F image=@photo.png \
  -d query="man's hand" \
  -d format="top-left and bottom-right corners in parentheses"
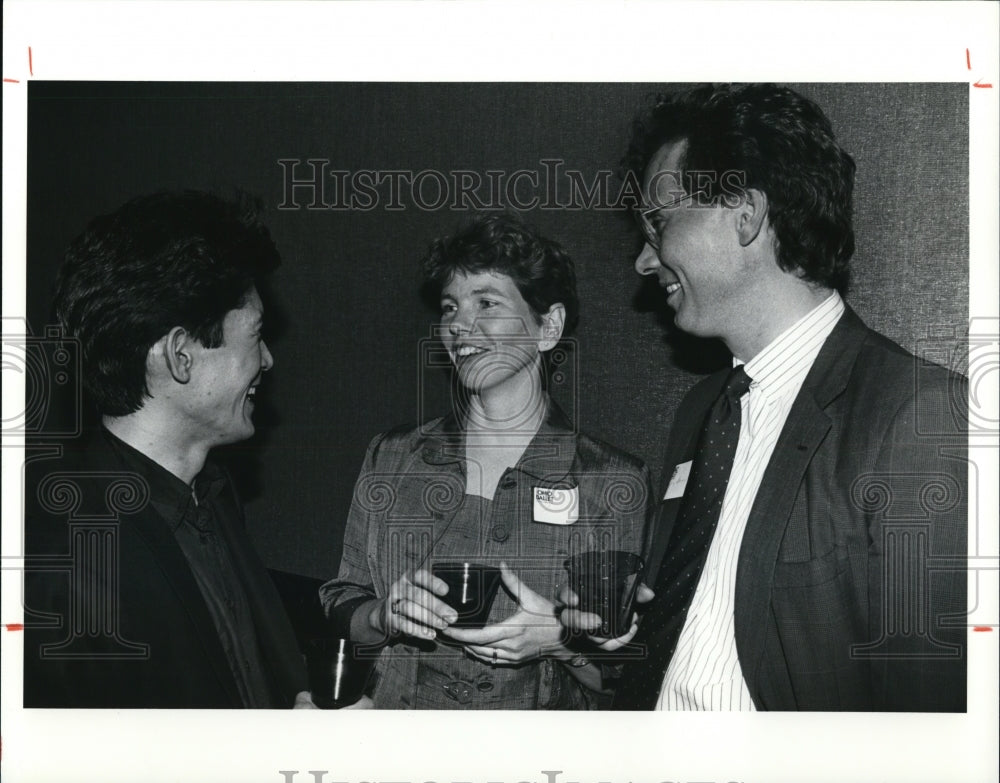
top-left (293, 690), bottom-right (318, 709)
top-left (370, 569), bottom-right (458, 641)
top-left (557, 583), bottom-right (655, 651)
top-left (444, 562), bottom-right (565, 664)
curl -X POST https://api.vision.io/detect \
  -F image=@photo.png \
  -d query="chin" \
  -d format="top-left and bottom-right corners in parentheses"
top-left (223, 420), bottom-right (256, 445)
top-left (673, 310), bottom-right (705, 337)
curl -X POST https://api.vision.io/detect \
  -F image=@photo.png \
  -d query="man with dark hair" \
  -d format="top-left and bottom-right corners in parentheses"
top-left (24, 191), bottom-right (309, 708)
top-left (565, 84), bottom-right (967, 711)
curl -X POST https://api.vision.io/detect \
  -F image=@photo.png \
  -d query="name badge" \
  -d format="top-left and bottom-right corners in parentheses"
top-left (663, 461), bottom-right (692, 500)
top-left (533, 486), bottom-right (579, 525)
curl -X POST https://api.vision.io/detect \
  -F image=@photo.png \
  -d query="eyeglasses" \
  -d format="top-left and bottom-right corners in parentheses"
top-left (635, 190), bottom-right (708, 247)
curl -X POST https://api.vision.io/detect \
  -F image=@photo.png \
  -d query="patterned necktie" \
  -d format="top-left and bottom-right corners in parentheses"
top-left (615, 365), bottom-right (753, 709)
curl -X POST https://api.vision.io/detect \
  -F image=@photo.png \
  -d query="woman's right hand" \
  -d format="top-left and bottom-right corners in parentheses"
top-left (371, 569), bottom-right (458, 641)
top-left (557, 583), bottom-right (655, 651)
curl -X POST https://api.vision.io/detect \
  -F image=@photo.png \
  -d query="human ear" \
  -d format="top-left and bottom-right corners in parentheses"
top-left (158, 326), bottom-right (194, 384)
top-left (736, 187), bottom-right (769, 247)
top-left (538, 303), bottom-right (566, 352)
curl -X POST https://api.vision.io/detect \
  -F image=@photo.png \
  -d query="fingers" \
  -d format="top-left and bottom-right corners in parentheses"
top-left (385, 570), bottom-right (458, 640)
top-left (635, 583), bottom-right (655, 603)
top-left (411, 568), bottom-right (450, 597)
top-left (463, 643), bottom-right (534, 665)
top-left (593, 619), bottom-right (639, 651)
top-left (293, 690), bottom-right (319, 709)
top-left (558, 603), bottom-right (640, 650)
top-left (463, 644), bottom-right (505, 664)
top-left (499, 562), bottom-right (553, 615)
top-left (556, 585), bottom-right (580, 608)
top-left (445, 623), bottom-right (512, 645)
top-left (498, 561), bottom-right (526, 599)
top-left (558, 607), bottom-right (603, 634)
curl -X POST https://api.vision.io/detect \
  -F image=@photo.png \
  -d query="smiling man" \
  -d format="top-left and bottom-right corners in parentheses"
top-left (23, 191), bottom-right (308, 708)
top-left (570, 84), bottom-right (968, 711)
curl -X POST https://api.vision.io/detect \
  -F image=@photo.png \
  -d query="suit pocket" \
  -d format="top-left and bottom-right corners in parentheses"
top-left (772, 546), bottom-right (849, 588)
top-left (769, 550), bottom-right (865, 684)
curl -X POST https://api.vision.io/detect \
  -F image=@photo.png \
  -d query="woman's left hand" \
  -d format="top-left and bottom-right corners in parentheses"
top-left (444, 562), bottom-right (566, 665)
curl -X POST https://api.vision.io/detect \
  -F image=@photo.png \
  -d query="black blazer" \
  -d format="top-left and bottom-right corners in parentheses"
top-left (637, 306), bottom-right (967, 711)
top-left (23, 431), bottom-right (307, 708)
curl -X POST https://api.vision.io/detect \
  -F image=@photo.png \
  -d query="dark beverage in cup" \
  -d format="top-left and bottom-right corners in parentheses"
top-left (307, 637), bottom-right (373, 708)
top-left (432, 562), bottom-right (502, 629)
top-left (564, 550), bottom-right (644, 638)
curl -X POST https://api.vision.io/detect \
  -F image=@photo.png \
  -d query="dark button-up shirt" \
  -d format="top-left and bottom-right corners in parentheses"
top-left (106, 431), bottom-right (272, 708)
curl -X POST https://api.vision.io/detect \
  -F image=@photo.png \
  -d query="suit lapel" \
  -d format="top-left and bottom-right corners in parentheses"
top-left (734, 306), bottom-right (870, 701)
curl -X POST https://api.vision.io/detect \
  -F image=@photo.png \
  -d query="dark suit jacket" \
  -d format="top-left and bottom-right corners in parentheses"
top-left (23, 430), bottom-right (307, 708)
top-left (636, 306), bottom-right (967, 711)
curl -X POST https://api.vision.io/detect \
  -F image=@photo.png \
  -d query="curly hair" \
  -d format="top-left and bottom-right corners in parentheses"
top-left (54, 190), bottom-right (281, 416)
top-left (420, 212), bottom-right (580, 336)
top-left (624, 84), bottom-right (856, 293)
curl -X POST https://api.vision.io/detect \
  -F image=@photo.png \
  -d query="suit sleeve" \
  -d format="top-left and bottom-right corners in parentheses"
top-left (318, 432), bottom-right (390, 637)
top-left (866, 371), bottom-right (967, 711)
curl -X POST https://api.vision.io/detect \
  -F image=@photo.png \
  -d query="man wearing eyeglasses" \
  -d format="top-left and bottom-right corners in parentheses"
top-left (563, 84), bottom-right (968, 711)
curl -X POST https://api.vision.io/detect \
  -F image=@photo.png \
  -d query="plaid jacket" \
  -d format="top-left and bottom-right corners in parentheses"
top-left (321, 402), bottom-right (652, 709)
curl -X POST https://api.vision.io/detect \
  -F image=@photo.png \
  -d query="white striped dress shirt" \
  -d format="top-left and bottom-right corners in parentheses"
top-left (657, 292), bottom-right (846, 710)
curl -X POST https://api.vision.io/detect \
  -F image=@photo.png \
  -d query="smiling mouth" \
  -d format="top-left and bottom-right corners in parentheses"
top-left (664, 282), bottom-right (681, 296)
top-left (454, 345), bottom-right (489, 359)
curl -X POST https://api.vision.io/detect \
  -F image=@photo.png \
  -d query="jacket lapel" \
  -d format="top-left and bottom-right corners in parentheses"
top-left (734, 306), bottom-right (870, 702)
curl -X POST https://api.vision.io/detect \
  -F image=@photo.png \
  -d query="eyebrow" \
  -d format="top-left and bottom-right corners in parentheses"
top-left (442, 286), bottom-right (508, 299)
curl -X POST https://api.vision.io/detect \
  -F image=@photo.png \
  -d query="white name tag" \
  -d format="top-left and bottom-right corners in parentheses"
top-left (533, 486), bottom-right (579, 525)
top-left (663, 461), bottom-right (692, 500)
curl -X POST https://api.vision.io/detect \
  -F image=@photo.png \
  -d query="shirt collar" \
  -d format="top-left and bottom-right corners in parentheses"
top-left (421, 399), bottom-right (578, 484)
top-left (740, 292), bottom-right (846, 399)
top-left (102, 428), bottom-right (226, 531)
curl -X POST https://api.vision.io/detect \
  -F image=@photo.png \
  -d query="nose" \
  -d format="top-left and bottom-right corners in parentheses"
top-left (447, 308), bottom-right (473, 336)
top-left (634, 242), bottom-right (661, 276)
top-left (260, 339), bottom-right (274, 371)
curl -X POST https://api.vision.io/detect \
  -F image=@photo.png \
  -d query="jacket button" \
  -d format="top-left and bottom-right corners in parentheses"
top-left (477, 680), bottom-right (494, 692)
top-left (443, 681), bottom-right (473, 704)
top-left (491, 525), bottom-right (510, 542)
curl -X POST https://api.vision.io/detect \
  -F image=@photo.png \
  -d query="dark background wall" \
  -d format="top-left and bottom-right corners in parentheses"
top-left (26, 82), bottom-right (968, 579)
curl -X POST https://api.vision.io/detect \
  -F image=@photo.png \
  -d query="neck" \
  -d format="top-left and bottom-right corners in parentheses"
top-left (463, 370), bottom-right (547, 443)
top-left (725, 278), bottom-right (834, 362)
top-left (103, 411), bottom-right (208, 486)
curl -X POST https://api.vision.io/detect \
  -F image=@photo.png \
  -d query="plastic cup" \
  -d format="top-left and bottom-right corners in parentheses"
top-left (431, 562), bottom-right (502, 629)
top-left (564, 550), bottom-right (644, 638)
top-left (306, 637), bottom-right (373, 708)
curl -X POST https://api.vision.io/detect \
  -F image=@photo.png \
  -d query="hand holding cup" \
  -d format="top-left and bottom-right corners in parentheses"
top-left (559, 550), bottom-right (651, 650)
top-left (379, 568), bottom-right (457, 641)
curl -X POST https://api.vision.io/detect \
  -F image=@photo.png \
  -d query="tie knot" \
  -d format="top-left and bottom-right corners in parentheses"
top-left (724, 365), bottom-right (753, 400)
